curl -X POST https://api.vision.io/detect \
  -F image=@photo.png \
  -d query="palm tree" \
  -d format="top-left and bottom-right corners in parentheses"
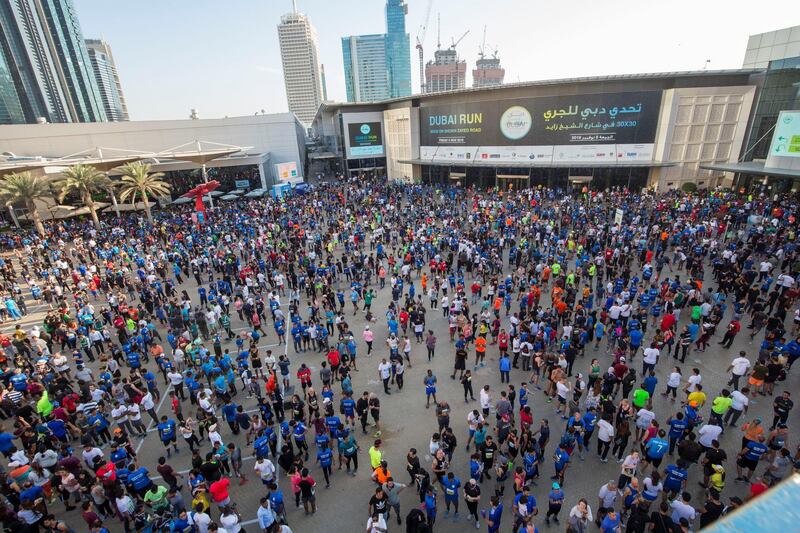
top-left (54, 163), bottom-right (111, 229)
top-left (0, 172), bottom-right (53, 236)
top-left (116, 161), bottom-right (171, 224)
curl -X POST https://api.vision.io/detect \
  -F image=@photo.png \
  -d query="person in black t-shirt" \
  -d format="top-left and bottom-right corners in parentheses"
top-left (701, 440), bottom-right (727, 488)
top-left (369, 486), bottom-right (389, 519)
top-left (648, 501), bottom-right (676, 533)
top-left (479, 436), bottom-right (498, 481)
top-left (697, 489), bottom-right (724, 528)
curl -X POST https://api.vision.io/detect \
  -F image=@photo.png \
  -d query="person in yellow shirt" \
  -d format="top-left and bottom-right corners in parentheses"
top-left (687, 385), bottom-right (707, 407)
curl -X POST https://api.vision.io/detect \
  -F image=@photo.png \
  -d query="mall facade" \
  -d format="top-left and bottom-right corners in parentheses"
top-left (312, 68), bottom-right (798, 191)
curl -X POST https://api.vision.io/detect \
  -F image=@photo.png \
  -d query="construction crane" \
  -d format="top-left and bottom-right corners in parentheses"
top-left (450, 30), bottom-right (469, 51)
top-left (479, 25), bottom-right (487, 60)
top-left (414, 0), bottom-right (433, 93)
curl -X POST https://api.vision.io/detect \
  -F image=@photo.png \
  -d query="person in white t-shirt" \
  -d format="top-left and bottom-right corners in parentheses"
top-left (726, 353), bottom-right (751, 390)
top-left (724, 387), bottom-right (750, 427)
top-left (254, 457), bottom-right (275, 484)
top-left (697, 423), bottom-right (722, 449)
top-left (366, 511), bottom-right (388, 533)
top-left (684, 368), bottom-right (702, 394)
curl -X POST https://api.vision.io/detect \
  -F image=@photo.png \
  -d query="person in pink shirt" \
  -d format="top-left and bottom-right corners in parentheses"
top-left (363, 326), bottom-right (374, 355)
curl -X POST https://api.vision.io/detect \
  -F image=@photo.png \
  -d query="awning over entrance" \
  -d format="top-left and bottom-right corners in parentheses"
top-left (399, 159), bottom-right (675, 169)
top-left (310, 152), bottom-right (338, 160)
top-left (699, 161), bottom-right (800, 179)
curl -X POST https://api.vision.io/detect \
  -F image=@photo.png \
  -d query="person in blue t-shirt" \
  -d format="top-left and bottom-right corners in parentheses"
top-left (736, 435), bottom-right (769, 481)
top-left (545, 482), bottom-right (565, 525)
top-left (127, 466), bottom-right (152, 496)
top-left (485, 496), bottom-right (503, 533)
top-left (441, 472), bottom-right (461, 518)
top-left (663, 460), bottom-right (689, 498)
top-left (0, 432), bottom-right (15, 457)
top-left (600, 509), bottom-right (620, 533)
top-left (88, 410), bottom-right (111, 443)
top-left (644, 429), bottom-right (669, 470)
top-left (666, 412), bottom-right (688, 454)
top-left (221, 401), bottom-right (239, 434)
top-left (9, 370), bottom-right (27, 392)
top-left (47, 419), bottom-right (68, 442)
top-left (126, 351), bottom-right (141, 369)
top-left (157, 416), bottom-right (179, 457)
top-left (424, 486), bottom-right (437, 526)
top-left (316, 444), bottom-right (334, 488)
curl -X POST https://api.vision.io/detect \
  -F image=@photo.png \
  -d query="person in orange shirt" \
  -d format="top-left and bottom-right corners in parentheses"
top-left (421, 273), bottom-right (427, 292)
top-left (371, 461), bottom-right (392, 485)
top-left (474, 336), bottom-right (487, 368)
top-left (542, 266), bottom-right (552, 283)
top-left (532, 285), bottom-right (542, 306)
top-left (554, 299), bottom-right (568, 321)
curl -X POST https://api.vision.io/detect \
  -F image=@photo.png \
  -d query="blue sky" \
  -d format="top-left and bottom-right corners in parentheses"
top-left (72, 0), bottom-right (795, 120)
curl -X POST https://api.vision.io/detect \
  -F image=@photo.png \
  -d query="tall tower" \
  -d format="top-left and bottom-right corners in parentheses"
top-left (85, 39), bottom-right (129, 121)
top-left (277, 1), bottom-right (325, 126)
top-left (0, 0), bottom-right (106, 124)
top-left (384, 0), bottom-right (411, 98)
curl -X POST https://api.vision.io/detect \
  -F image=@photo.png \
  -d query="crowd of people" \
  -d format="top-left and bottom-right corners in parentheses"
top-left (0, 175), bottom-right (796, 533)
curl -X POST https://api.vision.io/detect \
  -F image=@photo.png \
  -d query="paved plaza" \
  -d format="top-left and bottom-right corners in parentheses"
top-left (0, 182), bottom-right (797, 533)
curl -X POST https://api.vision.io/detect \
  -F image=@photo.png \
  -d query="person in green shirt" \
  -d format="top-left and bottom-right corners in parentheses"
top-left (369, 439), bottom-right (383, 470)
top-left (551, 263), bottom-right (562, 277)
top-left (36, 390), bottom-right (53, 417)
top-left (364, 290), bottom-right (374, 312)
top-left (632, 383), bottom-right (650, 409)
top-left (709, 389), bottom-right (733, 426)
top-left (143, 484), bottom-right (169, 511)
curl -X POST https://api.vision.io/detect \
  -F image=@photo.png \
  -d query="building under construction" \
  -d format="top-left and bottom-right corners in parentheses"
top-left (473, 52), bottom-right (505, 88)
top-left (425, 48), bottom-right (466, 92)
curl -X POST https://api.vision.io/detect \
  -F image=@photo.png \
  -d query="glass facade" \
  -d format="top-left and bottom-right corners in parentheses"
top-left (40, 0), bottom-right (106, 122)
top-left (341, 35), bottom-right (389, 103)
top-left (86, 39), bottom-right (128, 121)
top-left (0, 51), bottom-right (24, 124)
top-left (745, 57), bottom-right (800, 160)
top-left (0, 0), bottom-right (106, 123)
top-left (385, 0), bottom-right (411, 98)
top-left (342, 0), bottom-right (411, 102)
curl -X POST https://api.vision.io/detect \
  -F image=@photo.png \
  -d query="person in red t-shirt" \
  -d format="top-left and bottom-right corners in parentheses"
top-left (749, 477), bottom-right (769, 499)
top-left (327, 349), bottom-right (340, 378)
top-left (209, 477), bottom-right (231, 507)
top-left (297, 364), bottom-right (312, 397)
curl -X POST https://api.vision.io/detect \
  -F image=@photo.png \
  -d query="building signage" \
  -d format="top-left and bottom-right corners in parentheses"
top-left (347, 122), bottom-right (385, 157)
top-left (420, 91), bottom-right (661, 164)
top-left (769, 111), bottom-right (800, 158)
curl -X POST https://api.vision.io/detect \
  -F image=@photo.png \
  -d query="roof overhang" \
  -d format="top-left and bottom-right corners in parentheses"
top-left (399, 159), bottom-right (676, 169)
top-left (699, 161), bottom-right (800, 179)
top-left (0, 155), bottom-right (146, 177)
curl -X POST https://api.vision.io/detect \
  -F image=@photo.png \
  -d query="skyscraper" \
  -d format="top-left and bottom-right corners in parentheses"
top-left (384, 0), bottom-right (411, 98)
top-left (0, 0), bottom-right (106, 124)
top-left (85, 39), bottom-right (129, 121)
top-left (341, 0), bottom-right (410, 103)
top-left (342, 34), bottom-right (389, 103)
top-left (277, 2), bottom-right (326, 126)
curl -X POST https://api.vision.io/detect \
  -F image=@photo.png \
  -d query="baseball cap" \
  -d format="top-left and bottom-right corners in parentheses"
top-left (552, 482), bottom-right (560, 490)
